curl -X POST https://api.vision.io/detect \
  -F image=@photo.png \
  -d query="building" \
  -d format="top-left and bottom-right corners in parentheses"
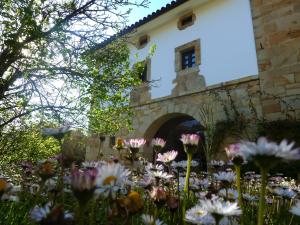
top-left (86, 0), bottom-right (300, 163)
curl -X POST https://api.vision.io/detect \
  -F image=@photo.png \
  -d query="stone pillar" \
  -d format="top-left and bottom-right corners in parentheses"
top-left (250, 0), bottom-right (300, 120)
top-left (130, 84), bottom-right (151, 105)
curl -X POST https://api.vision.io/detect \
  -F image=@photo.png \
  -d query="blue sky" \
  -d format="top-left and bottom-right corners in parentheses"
top-left (128, 0), bottom-right (173, 25)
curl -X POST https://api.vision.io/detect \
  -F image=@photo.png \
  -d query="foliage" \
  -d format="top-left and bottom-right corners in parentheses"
top-left (87, 39), bottom-right (141, 134)
top-left (198, 104), bottom-right (217, 163)
top-left (0, 123), bottom-right (60, 164)
top-left (0, 0), bottom-right (148, 133)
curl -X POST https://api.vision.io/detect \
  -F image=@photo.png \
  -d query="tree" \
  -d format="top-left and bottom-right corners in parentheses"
top-left (0, 0), bottom-right (148, 132)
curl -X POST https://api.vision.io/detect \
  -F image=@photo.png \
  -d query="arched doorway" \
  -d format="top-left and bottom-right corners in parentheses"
top-left (144, 113), bottom-right (207, 170)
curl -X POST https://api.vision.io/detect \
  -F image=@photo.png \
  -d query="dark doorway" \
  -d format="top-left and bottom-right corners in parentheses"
top-left (154, 115), bottom-right (206, 170)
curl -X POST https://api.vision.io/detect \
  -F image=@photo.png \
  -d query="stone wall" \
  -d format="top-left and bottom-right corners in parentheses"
top-left (251, 0), bottom-right (300, 120)
top-left (97, 75), bottom-right (262, 160)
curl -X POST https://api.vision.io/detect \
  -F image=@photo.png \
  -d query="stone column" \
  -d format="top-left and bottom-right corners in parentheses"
top-left (250, 0), bottom-right (300, 120)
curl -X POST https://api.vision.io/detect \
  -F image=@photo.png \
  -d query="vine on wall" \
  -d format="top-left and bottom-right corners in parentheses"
top-left (204, 84), bottom-right (300, 159)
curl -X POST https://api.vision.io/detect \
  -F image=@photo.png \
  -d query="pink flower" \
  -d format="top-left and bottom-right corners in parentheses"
top-left (124, 138), bottom-right (146, 149)
top-left (157, 150), bottom-right (178, 164)
top-left (71, 167), bottom-right (98, 205)
top-left (151, 138), bottom-right (166, 148)
top-left (180, 134), bottom-right (200, 146)
top-left (71, 168), bottom-right (97, 191)
top-left (225, 144), bottom-right (243, 160)
top-left (150, 187), bottom-right (167, 204)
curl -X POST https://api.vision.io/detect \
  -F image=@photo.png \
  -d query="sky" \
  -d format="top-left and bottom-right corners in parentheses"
top-left (128, 0), bottom-right (173, 25)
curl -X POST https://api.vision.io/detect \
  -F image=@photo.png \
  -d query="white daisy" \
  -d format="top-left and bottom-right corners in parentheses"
top-left (218, 189), bottom-right (238, 200)
top-left (157, 150), bottom-right (178, 164)
top-left (239, 138), bottom-right (300, 168)
top-left (214, 172), bottom-right (236, 183)
top-left (290, 201), bottom-right (300, 216)
top-left (178, 177), bottom-right (200, 191)
top-left (124, 138), bottom-right (146, 149)
top-left (44, 178), bottom-right (57, 192)
top-left (243, 193), bottom-right (258, 201)
top-left (151, 138), bottom-right (166, 148)
top-left (210, 160), bottom-right (225, 167)
top-left (180, 134), bottom-right (200, 146)
top-left (145, 163), bottom-right (164, 172)
top-left (81, 161), bottom-right (106, 169)
top-left (172, 160), bottom-right (199, 169)
top-left (199, 198), bottom-right (242, 217)
top-left (30, 203), bottom-right (51, 222)
top-left (138, 175), bottom-right (154, 188)
top-left (96, 163), bottom-right (130, 197)
top-left (199, 178), bottom-right (211, 189)
top-left (30, 203), bottom-right (73, 223)
top-left (273, 187), bottom-right (297, 199)
top-left (185, 205), bottom-right (214, 225)
top-left (141, 214), bottom-right (166, 225)
top-left (1, 194), bottom-right (19, 202)
top-left (225, 144), bottom-right (243, 159)
top-left (148, 170), bottom-right (172, 180)
top-left (10, 185), bottom-right (21, 193)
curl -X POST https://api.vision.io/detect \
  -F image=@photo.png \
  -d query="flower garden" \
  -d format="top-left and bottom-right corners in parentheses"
top-left (1, 127), bottom-right (300, 225)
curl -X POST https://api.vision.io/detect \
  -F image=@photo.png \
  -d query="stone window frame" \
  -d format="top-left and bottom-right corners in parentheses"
top-left (175, 39), bottom-right (201, 76)
top-left (109, 136), bottom-right (116, 147)
top-left (136, 34), bottom-right (150, 49)
top-left (177, 12), bottom-right (196, 30)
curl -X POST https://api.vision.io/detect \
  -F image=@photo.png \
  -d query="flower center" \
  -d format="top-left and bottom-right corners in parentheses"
top-left (42, 162), bottom-right (54, 174)
top-left (0, 179), bottom-right (7, 191)
top-left (196, 210), bottom-right (205, 216)
top-left (103, 176), bottom-right (117, 185)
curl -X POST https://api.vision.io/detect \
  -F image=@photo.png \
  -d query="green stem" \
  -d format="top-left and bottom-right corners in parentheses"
top-left (184, 153), bottom-right (192, 193)
top-left (34, 181), bottom-right (45, 205)
top-left (235, 165), bottom-right (243, 208)
top-left (182, 199), bottom-right (186, 225)
top-left (288, 215), bottom-right (294, 225)
top-left (89, 200), bottom-right (96, 225)
top-left (258, 168), bottom-right (268, 225)
top-left (76, 203), bottom-right (86, 225)
top-left (235, 165), bottom-right (244, 225)
top-left (154, 152), bottom-right (158, 165)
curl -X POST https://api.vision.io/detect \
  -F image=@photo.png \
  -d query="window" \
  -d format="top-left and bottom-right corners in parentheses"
top-left (110, 136), bottom-right (116, 147)
top-left (181, 15), bottom-right (193, 27)
top-left (140, 63), bottom-right (148, 82)
top-left (139, 36), bottom-right (148, 46)
top-left (175, 39), bottom-right (201, 74)
top-left (137, 35), bottom-right (150, 49)
top-left (133, 59), bottom-right (151, 83)
top-left (177, 12), bottom-right (196, 30)
top-left (181, 48), bottom-right (196, 70)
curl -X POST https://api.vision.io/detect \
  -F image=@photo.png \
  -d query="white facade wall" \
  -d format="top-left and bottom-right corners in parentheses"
top-left (129, 0), bottom-right (258, 99)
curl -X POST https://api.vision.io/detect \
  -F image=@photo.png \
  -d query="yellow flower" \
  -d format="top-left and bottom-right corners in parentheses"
top-left (0, 178), bottom-right (11, 197)
top-left (128, 191), bottom-right (143, 213)
top-left (118, 191), bottom-right (143, 213)
top-left (0, 179), bottom-right (9, 191)
top-left (38, 160), bottom-right (56, 181)
top-left (115, 138), bottom-right (124, 149)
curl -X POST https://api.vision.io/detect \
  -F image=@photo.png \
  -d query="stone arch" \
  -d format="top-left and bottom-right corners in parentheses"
top-left (137, 102), bottom-right (202, 139)
top-left (142, 109), bottom-right (207, 169)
